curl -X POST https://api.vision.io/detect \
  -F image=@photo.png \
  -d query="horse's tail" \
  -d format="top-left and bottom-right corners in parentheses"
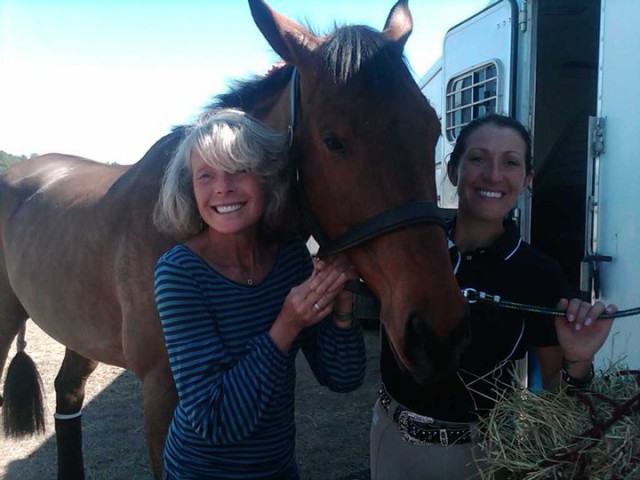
top-left (2, 322), bottom-right (46, 438)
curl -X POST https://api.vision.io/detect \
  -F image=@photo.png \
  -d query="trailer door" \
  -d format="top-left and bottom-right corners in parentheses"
top-left (438, 0), bottom-right (518, 208)
top-left (590, 0), bottom-right (640, 369)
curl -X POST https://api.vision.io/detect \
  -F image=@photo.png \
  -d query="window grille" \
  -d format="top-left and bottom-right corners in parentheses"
top-left (445, 63), bottom-right (498, 141)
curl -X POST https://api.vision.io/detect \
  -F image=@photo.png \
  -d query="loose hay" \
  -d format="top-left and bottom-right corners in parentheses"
top-left (476, 367), bottom-right (640, 479)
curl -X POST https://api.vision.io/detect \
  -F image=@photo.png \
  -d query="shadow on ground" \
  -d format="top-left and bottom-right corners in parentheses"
top-left (3, 329), bottom-right (380, 480)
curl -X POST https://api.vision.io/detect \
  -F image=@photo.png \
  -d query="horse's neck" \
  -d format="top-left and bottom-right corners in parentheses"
top-left (250, 79), bottom-right (292, 135)
top-left (113, 130), bottom-right (183, 192)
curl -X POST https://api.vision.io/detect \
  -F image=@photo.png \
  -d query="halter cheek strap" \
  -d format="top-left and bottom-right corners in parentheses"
top-left (287, 67), bottom-right (297, 150)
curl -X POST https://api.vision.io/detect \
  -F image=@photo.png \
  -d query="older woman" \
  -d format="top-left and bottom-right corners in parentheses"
top-left (153, 109), bottom-right (365, 479)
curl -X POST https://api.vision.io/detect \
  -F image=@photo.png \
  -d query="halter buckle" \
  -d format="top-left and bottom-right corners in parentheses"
top-left (462, 288), bottom-right (501, 304)
top-left (462, 288), bottom-right (479, 303)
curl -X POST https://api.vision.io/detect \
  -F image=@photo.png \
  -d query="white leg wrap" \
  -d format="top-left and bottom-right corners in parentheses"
top-left (54, 411), bottom-right (82, 420)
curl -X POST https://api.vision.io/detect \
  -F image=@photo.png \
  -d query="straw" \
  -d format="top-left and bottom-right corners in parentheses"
top-left (475, 366), bottom-right (640, 479)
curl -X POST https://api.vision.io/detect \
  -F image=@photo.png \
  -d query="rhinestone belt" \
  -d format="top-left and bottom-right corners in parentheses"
top-left (379, 384), bottom-right (472, 446)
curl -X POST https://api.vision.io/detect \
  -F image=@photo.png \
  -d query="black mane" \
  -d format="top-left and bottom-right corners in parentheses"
top-left (212, 64), bottom-right (295, 113)
top-left (206, 23), bottom-right (411, 115)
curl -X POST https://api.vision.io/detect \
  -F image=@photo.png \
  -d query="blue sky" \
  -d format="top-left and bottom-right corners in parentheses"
top-left (0, 0), bottom-right (487, 164)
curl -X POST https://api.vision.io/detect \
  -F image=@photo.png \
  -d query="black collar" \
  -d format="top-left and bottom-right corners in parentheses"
top-left (447, 219), bottom-right (522, 261)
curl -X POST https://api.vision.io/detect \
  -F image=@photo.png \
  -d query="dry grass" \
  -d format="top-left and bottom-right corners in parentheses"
top-left (476, 367), bottom-right (640, 479)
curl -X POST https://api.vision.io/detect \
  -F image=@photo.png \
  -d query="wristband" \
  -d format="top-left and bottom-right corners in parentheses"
top-left (333, 310), bottom-right (353, 321)
top-left (333, 310), bottom-right (353, 327)
top-left (561, 358), bottom-right (594, 389)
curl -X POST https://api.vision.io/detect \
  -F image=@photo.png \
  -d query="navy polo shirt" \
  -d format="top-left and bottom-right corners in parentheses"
top-left (381, 221), bottom-right (572, 422)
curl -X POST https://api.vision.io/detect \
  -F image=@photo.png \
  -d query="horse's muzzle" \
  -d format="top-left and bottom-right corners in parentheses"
top-left (402, 308), bottom-right (472, 386)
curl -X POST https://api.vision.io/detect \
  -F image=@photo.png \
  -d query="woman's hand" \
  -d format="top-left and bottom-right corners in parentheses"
top-left (270, 254), bottom-right (356, 352)
top-left (315, 253), bottom-right (357, 296)
top-left (554, 298), bottom-right (616, 363)
top-left (315, 254), bottom-right (358, 328)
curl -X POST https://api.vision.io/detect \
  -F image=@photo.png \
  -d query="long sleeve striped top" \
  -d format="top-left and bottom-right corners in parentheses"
top-left (153, 236), bottom-right (366, 479)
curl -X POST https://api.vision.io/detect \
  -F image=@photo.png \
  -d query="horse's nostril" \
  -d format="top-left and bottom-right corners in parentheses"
top-left (451, 311), bottom-right (472, 362)
top-left (404, 312), bottom-right (446, 369)
top-left (405, 312), bottom-right (426, 341)
top-left (404, 311), bottom-right (471, 384)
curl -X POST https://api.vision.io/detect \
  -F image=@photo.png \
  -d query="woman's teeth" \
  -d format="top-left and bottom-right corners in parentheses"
top-left (216, 204), bottom-right (243, 214)
top-left (478, 190), bottom-right (503, 199)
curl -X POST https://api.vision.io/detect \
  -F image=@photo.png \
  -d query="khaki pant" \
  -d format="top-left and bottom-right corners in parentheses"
top-left (369, 398), bottom-right (482, 480)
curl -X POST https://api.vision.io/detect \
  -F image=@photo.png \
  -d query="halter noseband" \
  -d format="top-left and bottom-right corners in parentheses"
top-left (287, 67), bottom-right (447, 258)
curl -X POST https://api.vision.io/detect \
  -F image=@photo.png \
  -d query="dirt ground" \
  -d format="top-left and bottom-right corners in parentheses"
top-left (0, 320), bottom-right (380, 480)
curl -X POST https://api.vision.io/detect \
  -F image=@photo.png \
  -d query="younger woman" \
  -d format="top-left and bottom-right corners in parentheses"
top-left (370, 114), bottom-right (615, 479)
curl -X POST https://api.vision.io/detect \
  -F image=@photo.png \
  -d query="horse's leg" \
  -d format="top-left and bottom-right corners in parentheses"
top-left (140, 361), bottom-right (177, 479)
top-left (54, 348), bottom-right (98, 480)
top-left (122, 297), bottom-right (177, 478)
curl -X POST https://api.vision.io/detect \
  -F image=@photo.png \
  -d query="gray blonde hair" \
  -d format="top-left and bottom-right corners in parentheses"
top-left (154, 108), bottom-right (290, 238)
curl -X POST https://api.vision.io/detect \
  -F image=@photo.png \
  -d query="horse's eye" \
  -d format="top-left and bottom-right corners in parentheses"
top-left (321, 131), bottom-right (346, 153)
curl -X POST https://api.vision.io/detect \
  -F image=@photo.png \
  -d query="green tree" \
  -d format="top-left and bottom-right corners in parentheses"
top-left (0, 151), bottom-right (31, 172)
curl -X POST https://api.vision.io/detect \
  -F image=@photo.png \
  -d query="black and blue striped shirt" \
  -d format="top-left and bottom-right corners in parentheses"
top-left (154, 237), bottom-right (366, 479)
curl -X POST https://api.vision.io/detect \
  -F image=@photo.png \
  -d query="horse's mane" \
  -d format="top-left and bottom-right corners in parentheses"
top-left (205, 24), bottom-right (411, 116)
top-left (212, 64), bottom-right (295, 113)
top-left (170, 23), bottom-right (414, 132)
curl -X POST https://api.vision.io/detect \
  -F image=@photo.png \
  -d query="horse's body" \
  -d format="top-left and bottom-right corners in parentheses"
top-left (0, 1), bottom-right (468, 478)
top-left (0, 141), bottom-right (181, 476)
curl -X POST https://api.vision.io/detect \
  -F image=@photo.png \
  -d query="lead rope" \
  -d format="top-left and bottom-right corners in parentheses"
top-left (461, 288), bottom-right (640, 319)
top-left (461, 289), bottom-right (640, 476)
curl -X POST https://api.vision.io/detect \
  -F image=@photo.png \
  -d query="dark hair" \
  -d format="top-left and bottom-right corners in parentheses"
top-left (448, 114), bottom-right (532, 178)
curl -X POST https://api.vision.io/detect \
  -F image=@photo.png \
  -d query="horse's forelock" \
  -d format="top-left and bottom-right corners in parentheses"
top-left (319, 25), bottom-right (410, 92)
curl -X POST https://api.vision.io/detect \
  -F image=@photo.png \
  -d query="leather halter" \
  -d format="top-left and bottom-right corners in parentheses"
top-left (287, 67), bottom-right (447, 258)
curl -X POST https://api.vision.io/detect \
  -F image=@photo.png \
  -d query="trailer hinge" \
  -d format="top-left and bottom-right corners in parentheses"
top-left (592, 117), bottom-right (605, 155)
top-left (580, 254), bottom-right (613, 299)
top-left (519, 0), bottom-right (528, 32)
top-left (582, 116), bottom-right (609, 299)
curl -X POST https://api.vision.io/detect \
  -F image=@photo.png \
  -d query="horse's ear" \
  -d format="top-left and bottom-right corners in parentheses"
top-left (382, 0), bottom-right (413, 50)
top-left (248, 0), bottom-right (320, 67)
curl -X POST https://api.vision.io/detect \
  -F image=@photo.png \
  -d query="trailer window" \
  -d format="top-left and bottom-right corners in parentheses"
top-left (445, 63), bottom-right (498, 141)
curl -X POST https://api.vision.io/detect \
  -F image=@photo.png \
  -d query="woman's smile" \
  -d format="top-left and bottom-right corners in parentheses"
top-left (214, 203), bottom-right (245, 214)
top-left (476, 189), bottom-right (504, 199)
top-left (455, 124), bottom-right (531, 223)
top-left (190, 150), bottom-right (266, 235)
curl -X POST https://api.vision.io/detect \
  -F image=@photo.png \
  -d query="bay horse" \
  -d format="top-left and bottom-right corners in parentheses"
top-left (0, 0), bottom-right (468, 478)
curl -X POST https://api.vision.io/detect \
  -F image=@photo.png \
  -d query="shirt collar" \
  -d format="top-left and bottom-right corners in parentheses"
top-left (447, 218), bottom-right (522, 261)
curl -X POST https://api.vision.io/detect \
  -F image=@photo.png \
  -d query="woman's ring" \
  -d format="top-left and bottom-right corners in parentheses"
top-left (313, 302), bottom-right (321, 311)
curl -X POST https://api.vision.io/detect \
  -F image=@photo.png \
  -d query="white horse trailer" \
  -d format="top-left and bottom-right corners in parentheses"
top-left (419, 0), bottom-right (639, 370)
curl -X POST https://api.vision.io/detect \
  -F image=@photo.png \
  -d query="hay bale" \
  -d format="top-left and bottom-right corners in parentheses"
top-left (475, 367), bottom-right (640, 479)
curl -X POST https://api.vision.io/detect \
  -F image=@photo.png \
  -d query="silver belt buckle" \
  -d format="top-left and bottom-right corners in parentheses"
top-left (439, 428), bottom-right (448, 447)
top-left (397, 410), bottom-right (435, 446)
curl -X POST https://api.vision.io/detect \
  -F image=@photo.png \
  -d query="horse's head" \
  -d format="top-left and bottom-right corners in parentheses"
top-left (248, 0), bottom-right (470, 384)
